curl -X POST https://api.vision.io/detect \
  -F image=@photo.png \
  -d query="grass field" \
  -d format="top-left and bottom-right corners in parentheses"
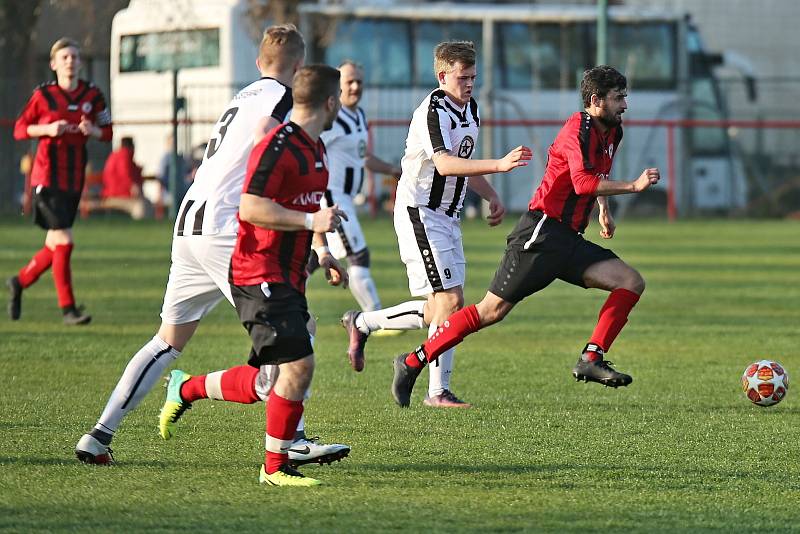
top-left (1, 214), bottom-right (799, 532)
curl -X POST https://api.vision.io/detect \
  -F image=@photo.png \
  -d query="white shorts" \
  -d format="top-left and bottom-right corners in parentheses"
top-left (160, 234), bottom-right (236, 324)
top-left (321, 191), bottom-right (366, 259)
top-left (394, 204), bottom-right (465, 297)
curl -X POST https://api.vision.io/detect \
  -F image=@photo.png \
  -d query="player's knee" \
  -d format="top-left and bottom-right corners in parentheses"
top-left (621, 269), bottom-right (645, 295)
top-left (285, 356), bottom-right (315, 391)
top-left (347, 247), bottom-right (370, 268)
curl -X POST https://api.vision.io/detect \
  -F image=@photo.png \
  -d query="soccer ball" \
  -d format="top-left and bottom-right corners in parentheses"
top-left (741, 360), bottom-right (789, 407)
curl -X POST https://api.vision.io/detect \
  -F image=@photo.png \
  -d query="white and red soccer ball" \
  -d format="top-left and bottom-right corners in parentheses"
top-left (741, 360), bottom-right (789, 407)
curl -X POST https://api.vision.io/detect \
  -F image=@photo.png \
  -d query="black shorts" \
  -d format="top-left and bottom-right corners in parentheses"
top-left (231, 283), bottom-right (313, 367)
top-left (32, 186), bottom-right (81, 230)
top-left (488, 210), bottom-right (618, 303)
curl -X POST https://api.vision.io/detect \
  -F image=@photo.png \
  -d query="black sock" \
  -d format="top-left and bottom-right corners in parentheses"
top-left (90, 428), bottom-right (113, 446)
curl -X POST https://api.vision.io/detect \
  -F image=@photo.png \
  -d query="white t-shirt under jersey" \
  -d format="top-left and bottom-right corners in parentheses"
top-left (174, 77), bottom-right (292, 237)
top-left (321, 106), bottom-right (369, 196)
top-left (395, 89), bottom-right (480, 217)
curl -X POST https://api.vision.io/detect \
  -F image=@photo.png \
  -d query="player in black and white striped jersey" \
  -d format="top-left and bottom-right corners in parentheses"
top-left (341, 41), bottom-right (531, 407)
top-left (308, 61), bottom-right (401, 315)
top-left (76, 25), bottom-right (348, 466)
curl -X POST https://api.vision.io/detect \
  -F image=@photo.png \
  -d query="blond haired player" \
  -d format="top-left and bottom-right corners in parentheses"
top-left (341, 41), bottom-right (531, 407)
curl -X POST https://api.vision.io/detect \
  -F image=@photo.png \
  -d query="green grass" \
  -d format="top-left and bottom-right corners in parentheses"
top-left (1, 214), bottom-right (799, 532)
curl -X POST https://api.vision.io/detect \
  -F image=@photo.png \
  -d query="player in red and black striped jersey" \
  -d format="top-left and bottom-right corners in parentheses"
top-left (161, 65), bottom-right (347, 487)
top-left (391, 66), bottom-right (661, 406)
top-left (230, 119), bottom-right (333, 292)
top-left (7, 37), bottom-right (112, 325)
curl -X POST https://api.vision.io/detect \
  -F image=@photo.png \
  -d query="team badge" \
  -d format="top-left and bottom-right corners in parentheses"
top-left (81, 102), bottom-right (93, 114)
top-left (358, 139), bottom-right (367, 158)
top-left (608, 143), bottom-right (614, 158)
top-left (458, 136), bottom-right (475, 158)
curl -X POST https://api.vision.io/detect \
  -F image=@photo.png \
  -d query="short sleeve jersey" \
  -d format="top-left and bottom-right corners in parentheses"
top-left (14, 80), bottom-right (112, 193)
top-left (395, 89), bottom-right (480, 217)
top-left (529, 111), bottom-right (623, 233)
top-left (320, 106), bottom-right (368, 196)
top-left (175, 77), bottom-right (293, 237)
top-left (231, 122), bottom-right (329, 293)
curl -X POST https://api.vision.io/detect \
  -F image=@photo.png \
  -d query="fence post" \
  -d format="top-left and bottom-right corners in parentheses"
top-left (667, 123), bottom-right (677, 221)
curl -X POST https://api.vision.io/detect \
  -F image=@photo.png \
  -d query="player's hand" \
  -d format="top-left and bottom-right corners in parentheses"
top-left (632, 168), bottom-right (660, 192)
top-left (49, 120), bottom-right (69, 137)
top-left (312, 205), bottom-right (349, 233)
top-left (319, 254), bottom-right (348, 288)
top-left (486, 196), bottom-right (505, 226)
top-left (497, 145), bottom-right (533, 172)
top-left (598, 208), bottom-right (616, 239)
top-left (78, 115), bottom-right (98, 137)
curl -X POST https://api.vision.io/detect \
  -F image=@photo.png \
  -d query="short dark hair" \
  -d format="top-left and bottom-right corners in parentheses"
top-left (580, 65), bottom-right (627, 107)
top-left (293, 65), bottom-right (340, 108)
top-left (121, 136), bottom-right (134, 149)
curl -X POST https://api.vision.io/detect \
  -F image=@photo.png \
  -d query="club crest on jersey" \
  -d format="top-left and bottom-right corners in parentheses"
top-left (81, 102), bottom-right (93, 114)
top-left (608, 144), bottom-right (614, 158)
top-left (358, 140), bottom-right (367, 158)
top-left (458, 136), bottom-right (475, 158)
top-left (293, 191), bottom-right (324, 206)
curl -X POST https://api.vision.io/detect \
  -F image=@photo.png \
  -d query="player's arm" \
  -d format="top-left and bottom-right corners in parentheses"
top-left (431, 145), bottom-right (531, 177)
top-left (254, 88), bottom-right (293, 145)
top-left (239, 193), bottom-right (347, 233)
top-left (253, 117), bottom-right (281, 146)
top-left (311, 232), bottom-right (348, 288)
top-left (596, 196), bottom-right (616, 239)
top-left (467, 175), bottom-right (505, 226)
top-left (14, 94), bottom-right (68, 139)
top-left (365, 153), bottom-right (401, 177)
top-left (82, 91), bottom-right (113, 142)
top-left (593, 169), bottom-right (660, 196)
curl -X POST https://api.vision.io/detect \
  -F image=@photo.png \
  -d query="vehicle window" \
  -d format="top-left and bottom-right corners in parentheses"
top-left (605, 22), bottom-right (676, 90)
top-left (495, 22), bottom-right (587, 90)
top-left (320, 18), bottom-right (411, 87)
top-left (413, 21), bottom-right (482, 86)
top-left (120, 29), bottom-right (219, 72)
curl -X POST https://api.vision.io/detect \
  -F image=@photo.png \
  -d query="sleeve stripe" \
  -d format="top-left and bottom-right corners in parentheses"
top-left (271, 89), bottom-right (293, 122)
top-left (246, 133), bottom-right (287, 195)
top-left (285, 141), bottom-right (309, 175)
top-left (40, 87), bottom-right (58, 111)
top-left (469, 98), bottom-right (480, 127)
top-left (335, 117), bottom-right (351, 135)
top-left (578, 112), bottom-right (594, 170)
top-left (427, 101), bottom-right (447, 154)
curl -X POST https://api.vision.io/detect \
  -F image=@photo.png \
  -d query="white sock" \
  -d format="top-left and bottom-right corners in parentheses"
top-left (94, 336), bottom-right (180, 434)
top-left (357, 300), bottom-right (426, 333)
top-left (348, 265), bottom-right (381, 312)
top-left (427, 323), bottom-right (454, 397)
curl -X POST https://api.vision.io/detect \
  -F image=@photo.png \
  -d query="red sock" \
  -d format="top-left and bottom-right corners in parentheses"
top-left (52, 244), bottom-right (75, 308)
top-left (17, 246), bottom-right (54, 288)
top-left (180, 375), bottom-right (208, 403)
top-left (220, 365), bottom-right (260, 403)
top-left (405, 304), bottom-right (482, 369)
top-left (589, 288), bottom-right (641, 353)
top-left (264, 393), bottom-right (304, 474)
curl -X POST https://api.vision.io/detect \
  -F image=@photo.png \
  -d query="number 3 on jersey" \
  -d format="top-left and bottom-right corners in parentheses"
top-left (205, 107), bottom-right (239, 159)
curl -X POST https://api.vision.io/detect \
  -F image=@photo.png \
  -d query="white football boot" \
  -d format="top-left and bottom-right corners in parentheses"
top-left (285, 437), bottom-right (350, 467)
top-left (75, 434), bottom-right (115, 465)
